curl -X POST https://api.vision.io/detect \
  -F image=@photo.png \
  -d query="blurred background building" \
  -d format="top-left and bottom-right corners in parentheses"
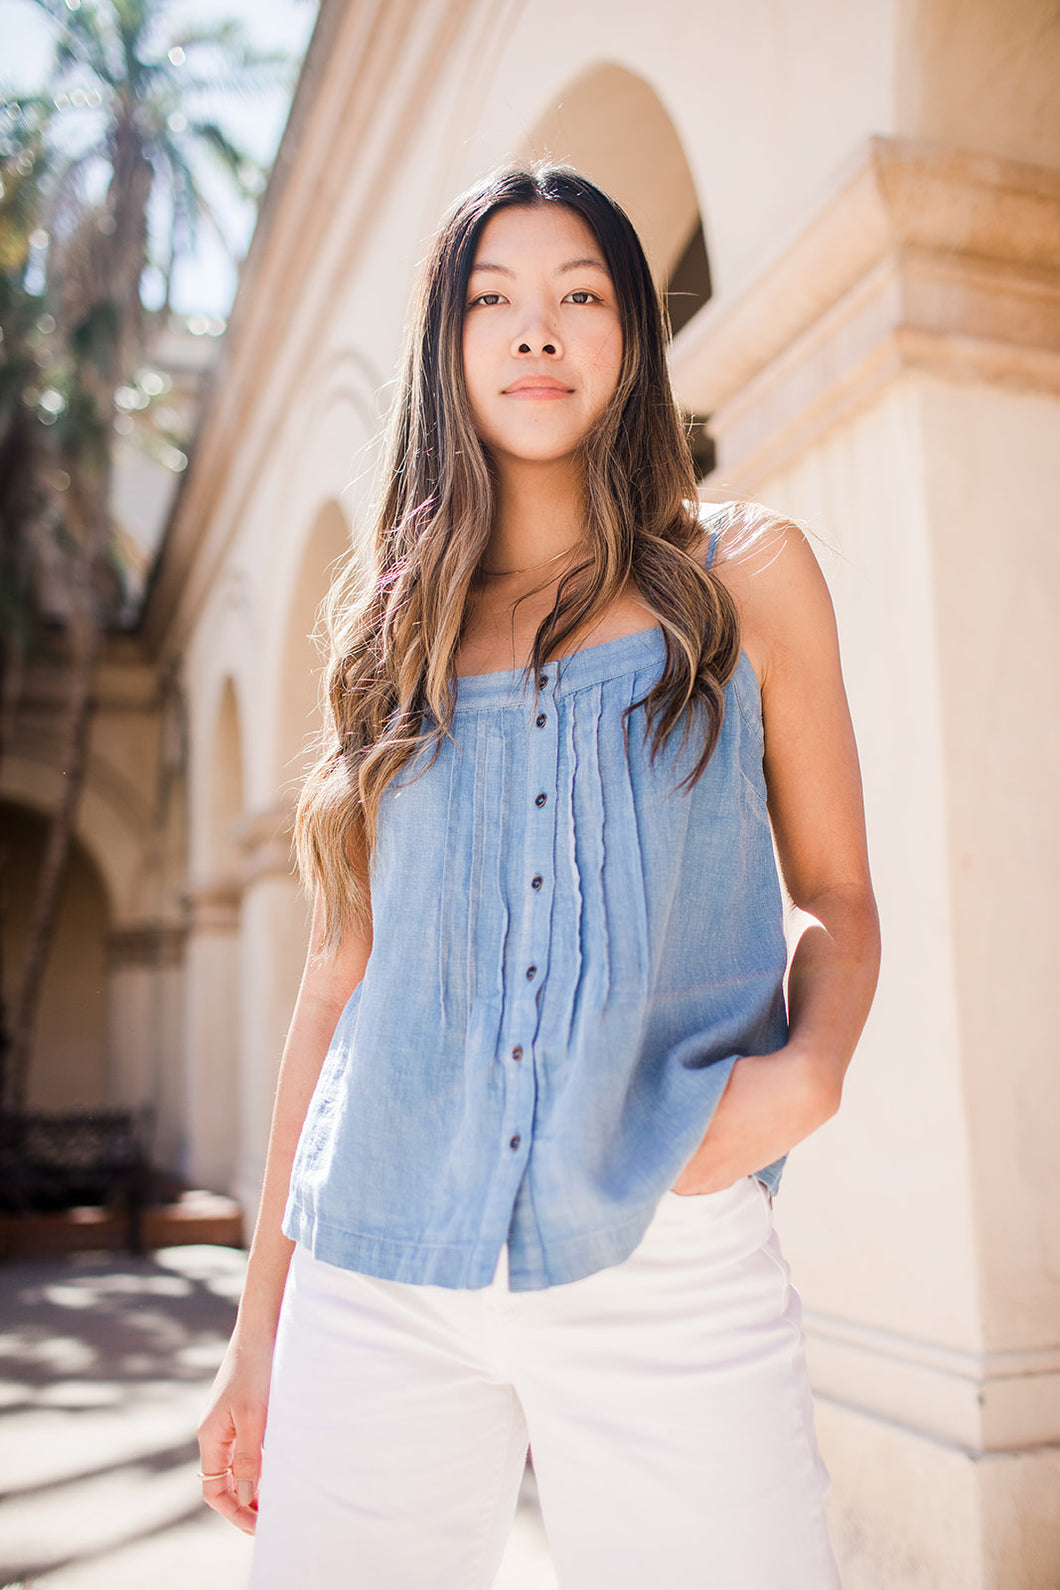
top-left (2, 1), bottom-right (1058, 1585)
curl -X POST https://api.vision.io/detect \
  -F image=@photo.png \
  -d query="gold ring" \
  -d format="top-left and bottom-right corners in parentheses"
top-left (197, 1467), bottom-right (232, 1481)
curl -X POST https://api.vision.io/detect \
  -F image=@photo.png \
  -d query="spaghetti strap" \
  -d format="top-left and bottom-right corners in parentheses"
top-left (700, 502), bottom-right (731, 571)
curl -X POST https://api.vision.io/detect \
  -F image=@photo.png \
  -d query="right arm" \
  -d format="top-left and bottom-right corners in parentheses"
top-left (197, 885), bottom-right (372, 1534)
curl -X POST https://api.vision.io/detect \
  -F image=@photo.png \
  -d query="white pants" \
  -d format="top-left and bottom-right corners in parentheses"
top-left (251, 1176), bottom-right (840, 1589)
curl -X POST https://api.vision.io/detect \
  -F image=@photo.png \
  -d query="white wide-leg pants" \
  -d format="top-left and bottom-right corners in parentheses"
top-left (250, 1176), bottom-right (840, 1589)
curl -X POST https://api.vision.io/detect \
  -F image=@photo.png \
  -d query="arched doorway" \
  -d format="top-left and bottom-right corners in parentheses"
top-left (0, 801), bottom-right (111, 1109)
top-left (522, 64), bottom-right (715, 474)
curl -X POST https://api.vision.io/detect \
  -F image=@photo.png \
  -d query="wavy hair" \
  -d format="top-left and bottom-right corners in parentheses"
top-left (295, 165), bottom-right (743, 953)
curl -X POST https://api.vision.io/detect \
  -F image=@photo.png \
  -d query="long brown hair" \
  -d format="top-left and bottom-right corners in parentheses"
top-left (295, 164), bottom-right (741, 953)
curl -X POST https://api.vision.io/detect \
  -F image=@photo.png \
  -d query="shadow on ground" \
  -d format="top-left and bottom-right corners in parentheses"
top-left (0, 1244), bottom-right (555, 1590)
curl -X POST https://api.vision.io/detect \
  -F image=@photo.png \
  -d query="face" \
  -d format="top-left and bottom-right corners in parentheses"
top-left (460, 204), bottom-right (624, 467)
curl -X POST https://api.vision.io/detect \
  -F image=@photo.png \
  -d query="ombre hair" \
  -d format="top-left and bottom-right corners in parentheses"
top-left (295, 164), bottom-right (748, 952)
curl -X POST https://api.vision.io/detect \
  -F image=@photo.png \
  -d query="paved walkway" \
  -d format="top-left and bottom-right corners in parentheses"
top-left (0, 1245), bottom-right (557, 1589)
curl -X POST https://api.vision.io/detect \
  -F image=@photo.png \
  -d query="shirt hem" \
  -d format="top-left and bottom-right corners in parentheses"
top-left (284, 1157), bottom-right (787, 1292)
top-left (283, 1198), bottom-right (659, 1292)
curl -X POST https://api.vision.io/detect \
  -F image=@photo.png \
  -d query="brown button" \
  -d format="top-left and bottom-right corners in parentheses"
top-left (526, 965), bottom-right (536, 980)
top-left (509, 1135), bottom-right (521, 1151)
top-left (531, 875), bottom-right (543, 890)
top-left (511, 1045), bottom-right (523, 1061)
top-left (534, 792), bottom-right (547, 807)
top-left (538, 674), bottom-right (549, 687)
top-left (535, 713), bottom-right (547, 727)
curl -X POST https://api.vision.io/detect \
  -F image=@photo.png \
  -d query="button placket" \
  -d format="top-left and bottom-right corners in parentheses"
top-left (525, 670), bottom-right (558, 992)
top-left (500, 672), bottom-right (558, 1170)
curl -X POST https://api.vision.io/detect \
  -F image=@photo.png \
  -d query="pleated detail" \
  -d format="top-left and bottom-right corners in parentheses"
top-left (567, 684), bottom-right (609, 1029)
top-left (557, 692), bottom-right (584, 1045)
top-left (488, 729), bottom-right (511, 1015)
top-left (435, 748), bottom-right (459, 1026)
top-left (591, 687), bottom-right (613, 1009)
top-left (609, 673), bottom-right (651, 1002)
top-left (285, 623), bottom-right (793, 1293)
top-left (464, 718), bottom-right (486, 1016)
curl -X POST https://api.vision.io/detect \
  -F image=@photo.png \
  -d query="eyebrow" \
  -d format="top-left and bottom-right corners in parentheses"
top-left (468, 256), bottom-right (610, 277)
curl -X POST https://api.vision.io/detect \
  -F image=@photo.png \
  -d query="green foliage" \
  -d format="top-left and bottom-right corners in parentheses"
top-left (0, 98), bottom-right (58, 658)
top-left (0, 0), bottom-right (294, 642)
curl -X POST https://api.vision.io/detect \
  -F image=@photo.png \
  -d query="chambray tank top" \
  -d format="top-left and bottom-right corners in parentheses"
top-left (283, 528), bottom-right (789, 1291)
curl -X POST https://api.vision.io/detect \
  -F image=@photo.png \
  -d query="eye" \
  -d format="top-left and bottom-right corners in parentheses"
top-left (467, 291), bottom-right (506, 308)
top-left (565, 290), bottom-right (604, 305)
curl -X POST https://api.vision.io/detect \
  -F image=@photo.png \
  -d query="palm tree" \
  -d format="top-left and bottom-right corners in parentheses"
top-left (0, 0), bottom-right (294, 1110)
top-left (0, 94), bottom-right (55, 768)
top-left (0, 94), bottom-right (58, 1100)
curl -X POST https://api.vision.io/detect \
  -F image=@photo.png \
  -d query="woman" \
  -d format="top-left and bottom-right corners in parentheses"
top-left (198, 165), bottom-right (880, 1589)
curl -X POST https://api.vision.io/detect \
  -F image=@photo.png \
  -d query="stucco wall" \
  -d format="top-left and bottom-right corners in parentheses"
top-left (140, 2), bottom-right (1060, 1581)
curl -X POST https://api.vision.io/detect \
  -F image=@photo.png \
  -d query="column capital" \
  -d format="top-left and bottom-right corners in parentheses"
top-left (107, 922), bottom-right (187, 968)
top-left (670, 136), bottom-right (1060, 486)
top-left (181, 878), bottom-right (243, 933)
top-left (233, 801), bottom-right (298, 886)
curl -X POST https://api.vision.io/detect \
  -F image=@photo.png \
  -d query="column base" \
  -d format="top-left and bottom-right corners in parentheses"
top-left (816, 1397), bottom-right (1060, 1590)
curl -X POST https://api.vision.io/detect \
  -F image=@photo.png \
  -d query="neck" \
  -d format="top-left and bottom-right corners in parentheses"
top-left (484, 455), bottom-right (586, 575)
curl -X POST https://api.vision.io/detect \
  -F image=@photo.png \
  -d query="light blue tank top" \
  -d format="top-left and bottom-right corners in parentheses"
top-left (284, 533), bottom-right (789, 1291)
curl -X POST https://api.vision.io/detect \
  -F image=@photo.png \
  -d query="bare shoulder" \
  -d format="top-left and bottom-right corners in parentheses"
top-left (690, 501), bottom-right (838, 689)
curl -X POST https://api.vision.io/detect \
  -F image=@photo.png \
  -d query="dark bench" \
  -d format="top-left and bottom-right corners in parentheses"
top-left (0, 1107), bottom-right (153, 1254)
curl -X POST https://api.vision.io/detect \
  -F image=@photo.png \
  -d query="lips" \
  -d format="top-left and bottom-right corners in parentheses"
top-left (503, 375), bottom-right (572, 395)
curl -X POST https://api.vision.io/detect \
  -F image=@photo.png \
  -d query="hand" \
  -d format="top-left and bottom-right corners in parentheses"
top-left (196, 1332), bottom-right (273, 1535)
top-left (670, 1044), bottom-right (840, 1195)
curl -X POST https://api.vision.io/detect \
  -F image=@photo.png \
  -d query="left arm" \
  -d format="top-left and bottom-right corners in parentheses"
top-left (672, 516), bottom-right (881, 1193)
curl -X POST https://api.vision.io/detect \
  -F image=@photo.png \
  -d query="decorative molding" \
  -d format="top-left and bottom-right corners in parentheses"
top-left (107, 923), bottom-right (187, 969)
top-left (233, 803), bottom-right (298, 886)
top-left (669, 136), bottom-right (1060, 488)
top-left (803, 1307), bottom-right (1060, 1454)
top-left (182, 811), bottom-right (300, 906)
top-left (182, 878), bottom-right (243, 933)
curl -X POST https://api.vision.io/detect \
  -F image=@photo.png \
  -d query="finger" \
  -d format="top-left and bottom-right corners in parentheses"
top-left (231, 1405), bottom-right (267, 1511)
top-left (197, 1408), bottom-right (235, 1487)
top-left (203, 1482), bottom-right (259, 1535)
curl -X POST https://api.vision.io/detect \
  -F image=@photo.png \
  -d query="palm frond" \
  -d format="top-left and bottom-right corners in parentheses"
top-left (29, 0), bottom-right (115, 86)
top-left (184, 120), bottom-right (260, 193)
top-left (39, 147), bottom-right (103, 241)
top-left (152, 137), bottom-right (234, 251)
top-left (170, 55), bottom-right (297, 96)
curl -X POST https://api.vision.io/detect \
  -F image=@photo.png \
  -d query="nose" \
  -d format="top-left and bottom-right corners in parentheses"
top-left (512, 308), bottom-right (560, 358)
top-left (515, 336), bottom-right (558, 355)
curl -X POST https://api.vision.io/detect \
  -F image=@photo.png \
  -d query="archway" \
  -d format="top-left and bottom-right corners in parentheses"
top-left (523, 65), bottom-right (712, 310)
top-left (522, 64), bottom-right (714, 474)
top-left (0, 801), bottom-right (111, 1109)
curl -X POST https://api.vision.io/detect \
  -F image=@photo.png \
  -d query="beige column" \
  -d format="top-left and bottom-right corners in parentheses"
top-left (671, 137), bottom-right (1060, 1589)
top-left (232, 805), bottom-right (311, 1223)
top-left (106, 922), bottom-right (187, 1170)
top-left (180, 880), bottom-right (243, 1191)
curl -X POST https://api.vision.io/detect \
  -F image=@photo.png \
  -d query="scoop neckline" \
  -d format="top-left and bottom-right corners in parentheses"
top-left (454, 622), bottom-right (663, 683)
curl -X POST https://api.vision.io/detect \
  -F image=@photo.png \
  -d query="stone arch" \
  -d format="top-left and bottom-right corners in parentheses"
top-left (522, 64), bottom-right (711, 322)
top-left (275, 500), bottom-right (352, 796)
top-left (1, 753), bottom-right (153, 926)
top-left (522, 62), bottom-right (714, 468)
top-left (0, 799), bottom-right (111, 1108)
